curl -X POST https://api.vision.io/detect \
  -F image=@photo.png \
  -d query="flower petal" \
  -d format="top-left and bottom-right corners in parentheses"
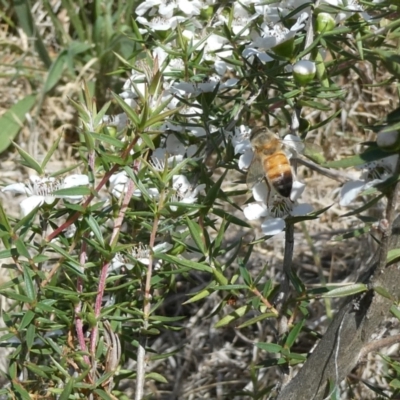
top-left (339, 180), bottom-right (366, 206)
top-left (2, 183), bottom-right (32, 195)
top-left (261, 218), bottom-right (285, 235)
top-left (239, 149), bottom-right (254, 170)
top-left (243, 202), bottom-right (268, 220)
top-left (253, 182), bottom-right (269, 202)
top-left (173, 175), bottom-right (191, 193)
top-left (63, 174), bottom-right (89, 188)
top-left (291, 203), bottom-right (313, 216)
top-left (20, 196), bottom-right (44, 217)
top-left (290, 181), bottom-right (306, 201)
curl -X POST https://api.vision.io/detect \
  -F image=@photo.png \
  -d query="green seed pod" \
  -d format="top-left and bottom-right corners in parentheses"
top-left (293, 60), bottom-right (316, 86)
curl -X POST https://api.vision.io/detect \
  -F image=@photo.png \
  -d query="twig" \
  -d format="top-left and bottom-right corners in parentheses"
top-left (135, 199), bottom-right (162, 400)
top-left (250, 286), bottom-right (278, 315)
top-left (360, 334), bottom-right (400, 359)
top-left (90, 179), bottom-right (136, 355)
top-left (295, 157), bottom-right (352, 183)
top-left (75, 239), bottom-right (90, 366)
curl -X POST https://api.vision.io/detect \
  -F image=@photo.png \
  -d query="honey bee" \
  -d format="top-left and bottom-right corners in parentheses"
top-left (246, 127), bottom-right (293, 199)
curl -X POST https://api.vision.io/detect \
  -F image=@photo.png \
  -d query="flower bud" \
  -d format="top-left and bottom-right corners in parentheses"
top-left (377, 129), bottom-right (400, 152)
top-left (293, 60), bottom-right (316, 86)
top-left (316, 13), bottom-right (336, 33)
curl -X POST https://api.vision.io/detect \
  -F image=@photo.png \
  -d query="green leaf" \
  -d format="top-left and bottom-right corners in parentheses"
top-left (340, 194), bottom-right (384, 218)
top-left (93, 389), bottom-right (113, 400)
top-left (204, 170), bottom-right (227, 207)
top-left (22, 265), bottom-right (36, 302)
top-left (387, 248), bottom-right (400, 266)
top-left (41, 133), bottom-right (63, 170)
top-left (285, 320), bottom-right (304, 349)
top-left (212, 266), bottom-right (228, 285)
top-left (214, 305), bottom-right (251, 328)
top-left (323, 147), bottom-right (390, 169)
top-left (43, 50), bottom-right (67, 93)
top-left (112, 93), bottom-right (140, 127)
top-left (146, 372), bottom-right (168, 383)
top-left (374, 286), bottom-right (393, 300)
top-left (333, 224), bottom-right (372, 241)
top-left (90, 132), bottom-right (125, 148)
top-left (26, 361), bottom-right (49, 378)
top-left (390, 305), bottom-right (400, 321)
top-left (26, 324), bottom-right (36, 350)
top-left (239, 263), bottom-right (252, 286)
top-left (19, 310), bottom-right (35, 330)
top-left (11, 382), bottom-right (31, 400)
top-left (256, 342), bottom-right (282, 353)
top-left (144, 107), bottom-right (181, 129)
top-left (390, 379), bottom-right (400, 389)
top-left (84, 215), bottom-right (104, 247)
top-left (53, 187), bottom-right (91, 197)
top-left (238, 312), bottom-right (277, 328)
top-left (15, 238), bottom-right (31, 259)
top-left (155, 253), bottom-right (212, 273)
top-left (321, 283), bottom-right (367, 298)
top-left (185, 217), bottom-right (206, 255)
top-left (298, 99), bottom-right (331, 111)
top-left (214, 284), bottom-right (248, 290)
top-left (0, 94), bottom-right (36, 153)
top-left (212, 208), bottom-right (250, 228)
top-left (59, 377), bottom-right (74, 400)
top-left (140, 132), bottom-right (156, 150)
top-left (13, 142), bottom-right (43, 175)
top-left (0, 291), bottom-right (32, 303)
top-left (183, 288), bottom-right (213, 304)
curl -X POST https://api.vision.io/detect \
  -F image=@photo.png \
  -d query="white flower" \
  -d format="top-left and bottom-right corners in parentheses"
top-left (242, 48), bottom-right (274, 64)
top-left (151, 134), bottom-right (198, 170)
top-left (254, 12), bottom-right (307, 48)
top-left (109, 171), bottom-right (130, 199)
top-left (339, 155), bottom-right (399, 206)
top-left (2, 174), bottom-right (89, 217)
top-left (110, 242), bottom-right (173, 274)
top-left (320, 0), bottom-right (372, 23)
top-left (135, 0), bottom-right (161, 16)
top-left (172, 175), bottom-right (205, 206)
top-left (170, 75), bottom-right (238, 97)
top-left (102, 113), bottom-right (129, 131)
top-left (244, 180), bottom-right (312, 236)
top-left (109, 171), bottom-right (159, 200)
top-left (136, 15), bottom-right (186, 31)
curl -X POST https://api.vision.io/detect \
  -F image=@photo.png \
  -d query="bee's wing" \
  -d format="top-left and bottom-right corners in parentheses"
top-left (283, 134), bottom-right (325, 164)
top-left (283, 134), bottom-right (305, 153)
top-left (246, 156), bottom-right (265, 189)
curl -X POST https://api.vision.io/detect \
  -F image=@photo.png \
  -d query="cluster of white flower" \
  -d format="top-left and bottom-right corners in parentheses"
top-left (3, 0), bottom-right (379, 243)
top-left (2, 174), bottom-right (89, 217)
